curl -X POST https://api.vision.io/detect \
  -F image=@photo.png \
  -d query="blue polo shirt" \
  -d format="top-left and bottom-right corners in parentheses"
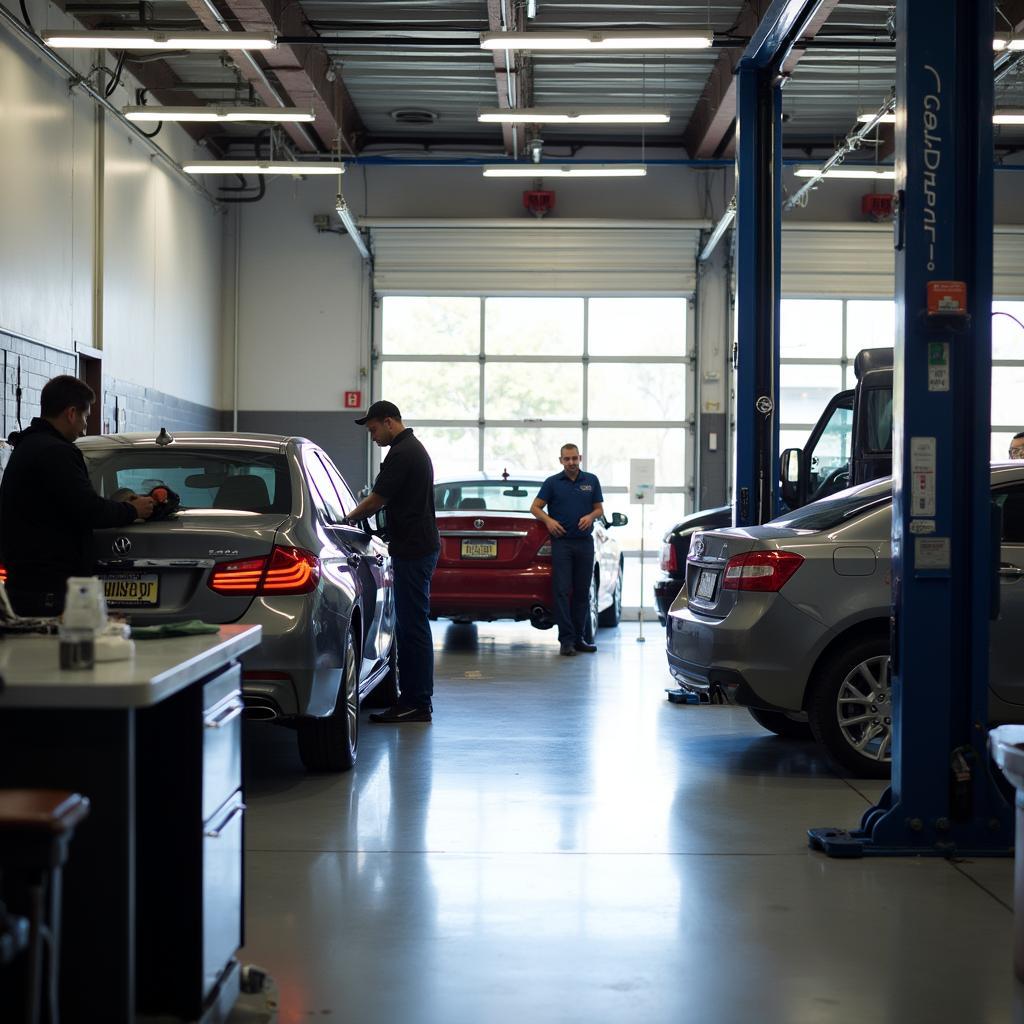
top-left (536, 470), bottom-right (604, 540)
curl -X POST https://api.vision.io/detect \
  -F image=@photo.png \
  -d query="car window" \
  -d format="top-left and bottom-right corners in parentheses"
top-left (83, 450), bottom-right (290, 513)
top-left (806, 402), bottom-right (853, 499)
top-left (770, 478), bottom-right (892, 531)
top-left (303, 450), bottom-right (345, 524)
top-left (994, 485), bottom-right (1024, 543)
top-left (434, 481), bottom-right (538, 513)
top-left (318, 454), bottom-right (357, 516)
top-left (864, 386), bottom-right (894, 453)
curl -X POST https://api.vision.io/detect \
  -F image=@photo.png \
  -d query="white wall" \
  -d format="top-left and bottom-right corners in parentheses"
top-left (0, 0), bottom-right (224, 410)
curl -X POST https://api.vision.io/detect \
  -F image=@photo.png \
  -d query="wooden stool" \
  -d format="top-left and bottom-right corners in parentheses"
top-left (0, 790), bottom-right (90, 1024)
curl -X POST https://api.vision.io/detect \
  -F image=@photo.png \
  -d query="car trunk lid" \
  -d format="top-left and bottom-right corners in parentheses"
top-left (436, 512), bottom-right (549, 568)
top-left (684, 528), bottom-right (760, 619)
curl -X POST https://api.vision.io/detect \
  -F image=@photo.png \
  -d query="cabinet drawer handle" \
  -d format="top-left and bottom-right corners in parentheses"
top-left (204, 700), bottom-right (244, 730)
top-left (205, 801), bottom-right (246, 839)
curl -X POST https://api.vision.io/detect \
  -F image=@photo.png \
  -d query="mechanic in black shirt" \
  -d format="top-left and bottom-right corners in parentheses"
top-left (0, 375), bottom-right (155, 615)
top-left (344, 400), bottom-right (441, 723)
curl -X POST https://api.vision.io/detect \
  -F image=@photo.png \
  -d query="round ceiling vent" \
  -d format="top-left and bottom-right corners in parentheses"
top-left (390, 108), bottom-right (440, 125)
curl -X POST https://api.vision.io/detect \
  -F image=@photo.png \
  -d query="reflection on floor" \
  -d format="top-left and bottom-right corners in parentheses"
top-left (237, 621), bottom-right (1020, 1024)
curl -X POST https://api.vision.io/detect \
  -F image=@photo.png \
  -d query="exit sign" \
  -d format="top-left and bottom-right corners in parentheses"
top-left (344, 390), bottom-right (362, 409)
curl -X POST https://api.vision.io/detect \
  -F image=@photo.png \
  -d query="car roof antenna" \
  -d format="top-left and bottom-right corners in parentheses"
top-left (155, 427), bottom-right (175, 447)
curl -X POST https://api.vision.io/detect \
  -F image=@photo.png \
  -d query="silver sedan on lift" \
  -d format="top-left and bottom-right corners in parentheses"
top-left (80, 431), bottom-right (396, 773)
top-left (667, 465), bottom-right (1024, 777)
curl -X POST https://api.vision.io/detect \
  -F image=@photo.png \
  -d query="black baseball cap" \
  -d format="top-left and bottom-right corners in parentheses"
top-left (355, 400), bottom-right (402, 425)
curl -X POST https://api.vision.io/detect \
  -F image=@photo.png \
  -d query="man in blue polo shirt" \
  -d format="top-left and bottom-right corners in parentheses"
top-left (531, 443), bottom-right (605, 656)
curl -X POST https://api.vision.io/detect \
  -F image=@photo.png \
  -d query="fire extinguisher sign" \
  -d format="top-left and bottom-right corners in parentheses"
top-left (343, 391), bottom-right (362, 410)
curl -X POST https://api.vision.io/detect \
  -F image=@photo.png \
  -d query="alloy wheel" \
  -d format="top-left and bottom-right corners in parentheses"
top-left (835, 655), bottom-right (892, 763)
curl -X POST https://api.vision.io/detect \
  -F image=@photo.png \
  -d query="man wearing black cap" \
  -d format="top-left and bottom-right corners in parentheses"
top-left (344, 401), bottom-right (441, 723)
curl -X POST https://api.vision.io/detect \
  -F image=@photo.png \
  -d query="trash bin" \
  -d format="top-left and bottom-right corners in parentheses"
top-left (989, 724), bottom-right (1024, 982)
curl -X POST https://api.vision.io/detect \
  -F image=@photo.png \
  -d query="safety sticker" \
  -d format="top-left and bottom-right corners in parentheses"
top-left (909, 519), bottom-right (936, 535)
top-left (915, 536), bottom-right (950, 570)
top-left (910, 437), bottom-right (936, 517)
top-left (927, 342), bottom-right (950, 392)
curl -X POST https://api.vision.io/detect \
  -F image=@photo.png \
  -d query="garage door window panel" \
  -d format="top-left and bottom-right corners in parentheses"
top-left (485, 362), bottom-right (583, 421)
top-left (412, 427), bottom-right (480, 478)
top-left (382, 361), bottom-right (479, 421)
top-left (587, 362), bottom-right (686, 422)
top-left (780, 299), bottom-right (843, 359)
top-left (484, 297), bottom-right (583, 355)
top-left (585, 428), bottom-right (688, 489)
top-left (780, 364), bottom-right (844, 424)
top-left (588, 298), bottom-right (687, 356)
top-left (382, 297), bottom-right (480, 355)
top-left (483, 428), bottom-right (577, 475)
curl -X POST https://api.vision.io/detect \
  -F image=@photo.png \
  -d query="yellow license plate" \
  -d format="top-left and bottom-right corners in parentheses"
top-left (102, 574), bottom-right (160, 607)
top-left (460, 539), bottom-right (497, 559)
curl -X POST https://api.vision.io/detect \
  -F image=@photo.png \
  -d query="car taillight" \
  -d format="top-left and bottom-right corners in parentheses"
top-left (0, 563), bottom-right (7, 585)
top-left (660, 542), bottom-right (678, 572)
top-left (537, 540), bottom-right (552, 557)
top-left (209, 545), bottom-right (320, 596)
top-left (722, 550), bottom-right (804, 592)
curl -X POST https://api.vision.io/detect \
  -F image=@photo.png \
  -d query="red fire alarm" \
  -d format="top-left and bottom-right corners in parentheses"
top-left (343, 390), bottom-right (362, 410)
top-left (861, 193), bottom-right (896, 221)
top-left (523, 190), bottom-right (556, 218)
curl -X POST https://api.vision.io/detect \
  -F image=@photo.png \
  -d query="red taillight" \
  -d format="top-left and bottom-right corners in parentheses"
top-left (722, 550), bottom-right (804, 592)
top-left (0, 563), bottom-right (7, 585)
top-left (208, 546), bottom-right (320, 596)
top-left (660, 542), bottom-right (678, 573)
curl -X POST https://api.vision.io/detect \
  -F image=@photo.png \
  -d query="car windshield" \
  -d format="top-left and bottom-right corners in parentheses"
top-left (434, 480), bottom-right (539, 513)
top-left (769, 478), bottom-right (892, 531)
top-left (83, 449), bottom-right (292, 514)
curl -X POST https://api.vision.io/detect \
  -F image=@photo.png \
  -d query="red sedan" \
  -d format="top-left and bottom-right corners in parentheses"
top-left (430, 474), bottom-right (628, 639)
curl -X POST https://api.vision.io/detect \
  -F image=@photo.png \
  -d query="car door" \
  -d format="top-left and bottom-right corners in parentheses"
top-left (803, 393), bottom-right (855, 505)
top-left (990, 482), bottom-right (1024, 706)
top-left (302, 449), bottom-right (384, 676)
top-left (593, 517), bottom-right (617, 605)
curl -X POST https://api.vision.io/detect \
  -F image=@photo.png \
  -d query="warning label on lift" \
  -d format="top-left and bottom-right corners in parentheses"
top-left (910, 437), bottom-right (937, 517)
top-left (928, 342), bottom-right (950, 392)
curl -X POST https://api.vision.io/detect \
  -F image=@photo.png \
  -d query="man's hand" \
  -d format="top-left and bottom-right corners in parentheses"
top-left (545, 516), bottom-right (566, 538)
top-left (129, 496), bottom-right (156, 520)
top-left (577, 513), bottom-right (595, 532)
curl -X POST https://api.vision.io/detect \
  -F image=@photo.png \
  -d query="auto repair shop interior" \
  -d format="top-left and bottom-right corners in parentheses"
top-left (1, 1), bottom-right (1023, 1022)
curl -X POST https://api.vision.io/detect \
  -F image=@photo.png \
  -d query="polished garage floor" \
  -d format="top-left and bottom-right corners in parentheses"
top-left (240, 622), bottom-right (1020, 1024)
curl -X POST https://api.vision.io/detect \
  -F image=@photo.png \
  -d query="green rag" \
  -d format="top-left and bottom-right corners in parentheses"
top-left (130, 620), bottom-right (221, 639)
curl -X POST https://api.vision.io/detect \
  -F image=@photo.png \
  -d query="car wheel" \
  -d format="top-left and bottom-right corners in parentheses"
top-left (807, 632), bottom-right (892, 778)
top-left (583, 571), bottom-right (599, 643)
top-left (747, 707), bottom-right (813, 740)
top-left (297, 630), bottom-right (359, 772)
top-left (363, 637), bottom-right (399, 709)
top-left (597, 559), bottom-right (623, 628)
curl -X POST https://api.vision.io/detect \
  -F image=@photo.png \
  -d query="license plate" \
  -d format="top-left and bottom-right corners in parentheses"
top-left (461, 539), bottom-right (497, 559)
top-left (695, 569), bottom-right (718, 601)
top-left (102, 573), bottom-right (160, 607)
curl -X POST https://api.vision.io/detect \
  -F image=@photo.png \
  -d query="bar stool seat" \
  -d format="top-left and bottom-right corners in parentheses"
top-left (0, 790), bottom-right (90, 1024)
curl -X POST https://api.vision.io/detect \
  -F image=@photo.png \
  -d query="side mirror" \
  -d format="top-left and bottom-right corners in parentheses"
top-left (780, 448), bottom-right (804, 508)
top-left (608, 512), bottom-right (629, 528)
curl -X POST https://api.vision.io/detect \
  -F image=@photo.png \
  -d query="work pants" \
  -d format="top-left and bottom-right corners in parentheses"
top-left (392, 548), bottom-right (440, 708)
top-left (551, 536), bottom-right (594, 645)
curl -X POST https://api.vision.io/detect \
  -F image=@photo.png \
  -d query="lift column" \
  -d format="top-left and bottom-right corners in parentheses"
top-left (810, 0), bottom-right (1011, 856)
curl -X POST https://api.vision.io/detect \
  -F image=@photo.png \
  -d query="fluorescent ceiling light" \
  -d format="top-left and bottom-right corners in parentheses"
top-left (857, 111), bottom-right (896, 124)
top-left (482, 164), bottom-right (647, 178)
top-left (478, 107), bottom-right (670, 124)
top-left (994, 34), bottom-right (1024, 51)
top-left (480, 29), bottom-right (712, 51)
top-left (184, 161), bottom-right (344, 176)
top-left (794, 166), bottom-right (895, 180)
top-left (124, 105), bottom-right (314, 123)
top-left (42, 30), bottom-right (276, 50)
top-left (994, 110), bottom-right (1024, 125)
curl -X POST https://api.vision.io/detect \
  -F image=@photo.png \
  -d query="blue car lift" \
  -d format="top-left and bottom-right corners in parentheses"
top-left (732, 0), bottom-right (1011, 855)
top-left (806, 0), bottom-right (1012, 856)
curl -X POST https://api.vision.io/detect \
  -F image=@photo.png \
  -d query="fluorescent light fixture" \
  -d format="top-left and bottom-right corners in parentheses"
top-left (184, 161), bottom-right (344, 175)
top-left (482, 164), bottom-right (647, 178)
top-left (480, 29), bottom-right (712, 51)
top-left (994, 110), bottom-right (1024, 125)
top-left (336, 198), bottom-right (371, 261)
top-left (994, 34), bottom-right (1024, 51)
top-left (42, 30), bottom-right (276, 50)
top-left (124, 105), bottom-right (314, 123)
top-left (857, 111), bottom-right (896, 124)
top-left (794, 166), bottom-right (895, 180)
top-left (478, 107), bottom-right (670, 124)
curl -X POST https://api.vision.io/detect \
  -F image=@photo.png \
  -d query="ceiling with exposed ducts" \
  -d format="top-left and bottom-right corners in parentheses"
top-left (53, 0), bottom-right (1024, 163)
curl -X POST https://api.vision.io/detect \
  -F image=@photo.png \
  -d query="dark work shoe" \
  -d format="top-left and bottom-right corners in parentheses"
top-left (368, 704), bottom-right (432, 724)
top-left (559, 642), bottom-right (577, 656)
top-left (574, 641), bottom-right (597, 653)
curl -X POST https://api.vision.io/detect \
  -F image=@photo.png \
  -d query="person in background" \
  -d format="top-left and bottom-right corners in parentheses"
top-left (0, 375), bottom-right (154, 615)
top-left (344, 401), bottom-right (441, 723)
top-left (1009, 433), bottom-right (1024, 460)
top-left (531, 443), bottom-right (604, 657)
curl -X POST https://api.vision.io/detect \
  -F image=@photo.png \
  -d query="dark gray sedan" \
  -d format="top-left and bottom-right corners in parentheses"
top-left (667, 466), bottom-right (1024, 777)
top-left (79, 431), bottom-right (396, 772)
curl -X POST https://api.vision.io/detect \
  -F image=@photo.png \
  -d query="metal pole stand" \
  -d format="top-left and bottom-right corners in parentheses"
top-left (637, 504), bottom-right (646, 643)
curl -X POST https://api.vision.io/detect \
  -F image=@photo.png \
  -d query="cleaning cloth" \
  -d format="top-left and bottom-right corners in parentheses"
top-left (130, 620), bottom-right (220, 639)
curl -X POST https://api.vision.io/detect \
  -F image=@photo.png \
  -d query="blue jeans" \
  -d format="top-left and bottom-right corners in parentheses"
top-left (551, 536), bottom-right (594, 644)
top-left (392, 548), bottom-right (439, 708)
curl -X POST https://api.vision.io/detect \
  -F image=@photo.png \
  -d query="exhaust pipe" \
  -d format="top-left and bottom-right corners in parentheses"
top-left (530, 604), bottom-right (555, 629)
top-left (244, 696), bottom-right (280, 721)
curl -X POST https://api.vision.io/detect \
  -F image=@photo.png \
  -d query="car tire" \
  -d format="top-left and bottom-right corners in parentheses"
top-left (807, 631), bottom-right (892, 779)
top-left (583, 571), bottom-right (599, 643)
top-left (597, 559), bottom-right (623, 628)
top-left (297, 630), bottom-right (359, 773)
top-left (747, 707), bottom-right (813, 740)
top-left (362, 637), bottom-right (399, 709)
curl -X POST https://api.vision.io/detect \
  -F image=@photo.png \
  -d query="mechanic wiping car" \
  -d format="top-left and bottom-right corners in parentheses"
top-left (0, 375), bottom-right (155, 616)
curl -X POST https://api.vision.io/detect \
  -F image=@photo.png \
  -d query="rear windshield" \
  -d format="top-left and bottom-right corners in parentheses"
top-left (83, 449), bottom-right (291, 514)
top-left (434, 481), bottom-right (539, 514)
top-left (770, 478), bottom-right (891, 531)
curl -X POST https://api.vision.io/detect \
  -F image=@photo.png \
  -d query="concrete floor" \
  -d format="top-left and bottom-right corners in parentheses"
top-left (239, 621), bottom-right (1021, 1024)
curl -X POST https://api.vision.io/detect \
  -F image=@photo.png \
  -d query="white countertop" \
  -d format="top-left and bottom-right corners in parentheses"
top-left (0, 624), bottom-right (262, 709)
